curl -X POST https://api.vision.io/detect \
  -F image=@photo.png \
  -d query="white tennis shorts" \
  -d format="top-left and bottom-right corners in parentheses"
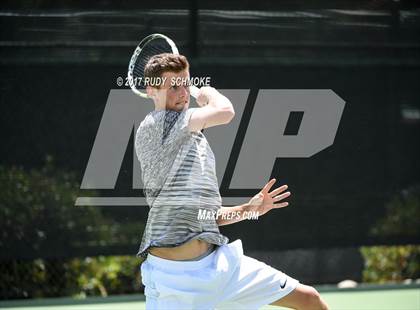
top-left (140, 239), bottom-right (299, 309)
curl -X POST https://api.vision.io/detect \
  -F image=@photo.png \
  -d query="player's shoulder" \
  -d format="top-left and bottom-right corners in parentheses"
top-left (138, 110), bottom-right (164, 129)
top-left (136, 111), bottom-right (160, 141)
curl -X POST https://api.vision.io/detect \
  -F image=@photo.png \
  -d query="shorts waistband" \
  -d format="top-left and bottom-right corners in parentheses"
top-left (146, 246), bottom-right (217, 271)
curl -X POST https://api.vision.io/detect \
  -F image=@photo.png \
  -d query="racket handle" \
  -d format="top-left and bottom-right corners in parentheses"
top-left (190, 85), bottom-right (199, 99)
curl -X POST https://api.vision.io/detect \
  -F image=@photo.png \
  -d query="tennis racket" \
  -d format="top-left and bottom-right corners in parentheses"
top-left (127, 33), bottom-right (200, 99)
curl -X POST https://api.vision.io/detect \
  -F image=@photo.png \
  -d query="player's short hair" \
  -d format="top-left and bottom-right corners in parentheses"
top-left (144, 53), bottom-right (189, 88)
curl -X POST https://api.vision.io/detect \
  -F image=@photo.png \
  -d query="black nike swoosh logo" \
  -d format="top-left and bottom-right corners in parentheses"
top-left (280, 278), bottom-right (287, 289)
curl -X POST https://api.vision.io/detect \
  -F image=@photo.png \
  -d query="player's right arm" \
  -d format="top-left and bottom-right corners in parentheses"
top-left (188, 87), bottom-right (235, 132)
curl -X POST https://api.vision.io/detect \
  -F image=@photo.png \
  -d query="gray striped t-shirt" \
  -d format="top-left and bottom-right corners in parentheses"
top-left (135, 107), bottom-right (229, 258)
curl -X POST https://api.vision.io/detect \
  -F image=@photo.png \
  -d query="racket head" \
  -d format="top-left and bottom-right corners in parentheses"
top-left (128, 33), bottom-right (200, 99)
top-left (128, 33), bottom-right (178, 98)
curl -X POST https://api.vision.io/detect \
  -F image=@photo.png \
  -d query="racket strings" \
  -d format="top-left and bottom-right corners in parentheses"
top-left (132, 40), bottom-right (173, 90)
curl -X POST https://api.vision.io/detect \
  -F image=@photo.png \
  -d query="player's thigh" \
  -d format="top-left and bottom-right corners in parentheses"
top-left (269, 283), bottom-right (322, 309)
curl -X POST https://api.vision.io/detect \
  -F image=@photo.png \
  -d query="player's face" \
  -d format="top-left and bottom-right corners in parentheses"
top-left (155, 70), bottom-right (191, 112)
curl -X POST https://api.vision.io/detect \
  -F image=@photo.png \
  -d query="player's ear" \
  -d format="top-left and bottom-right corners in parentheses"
top-left (146, 86), bottom-right (156, 99)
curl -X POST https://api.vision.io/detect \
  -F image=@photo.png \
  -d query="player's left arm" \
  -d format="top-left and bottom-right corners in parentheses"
top-left (216, 178), bottom-right (291, 226)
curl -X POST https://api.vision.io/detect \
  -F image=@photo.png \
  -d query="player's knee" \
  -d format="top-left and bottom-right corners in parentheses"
top-left (301, 286), bottom-right (328, 310)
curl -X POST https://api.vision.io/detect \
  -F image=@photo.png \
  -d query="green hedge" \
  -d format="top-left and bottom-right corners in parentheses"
top-left (69, 256), bottom-right (143, 298)
top-left (1, 256), bottom-right (143, 299)
top-left (360, 184), bottom-right (420, 283)
top-left (0, 156), bottom-right (111, 258)
top-left (361, 245), bottom-right (420, 283)
top-left (0, 158), bottom-right (145, 299)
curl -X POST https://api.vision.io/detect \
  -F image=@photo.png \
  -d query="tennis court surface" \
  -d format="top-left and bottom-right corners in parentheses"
top-left (0, 286), bottom-right (418, 310)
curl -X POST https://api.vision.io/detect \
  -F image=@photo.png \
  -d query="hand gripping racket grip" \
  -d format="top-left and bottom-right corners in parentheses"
top-left (190, 85), bottom-right (199, 99)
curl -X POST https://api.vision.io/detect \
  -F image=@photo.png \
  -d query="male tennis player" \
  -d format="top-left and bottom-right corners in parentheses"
top-left (135, 53), bottom-right (328, 309)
